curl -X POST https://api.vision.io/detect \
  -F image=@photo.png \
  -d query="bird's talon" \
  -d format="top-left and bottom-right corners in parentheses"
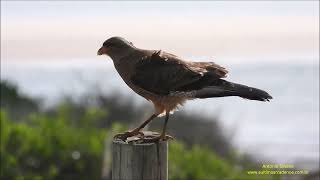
top-left (137, 131), bottom-right (145, 137)
top-left (114, 130), bottom-right (141, 141)
top-left (143, 134), bottom-right (173, 143)
top-left (114, 132), bottom-right (128, 141)
top-left (163, 134), bottom-right (174, 140)
top-left (160, 134), bottom-right (174, 141)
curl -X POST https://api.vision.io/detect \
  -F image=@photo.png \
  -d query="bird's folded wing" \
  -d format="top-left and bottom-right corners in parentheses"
top-left (131, 50), bottom-right (228, 95)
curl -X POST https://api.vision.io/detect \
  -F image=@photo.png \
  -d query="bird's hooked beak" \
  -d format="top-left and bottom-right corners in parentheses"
top-left (97, 46), bottom-right (109, 56)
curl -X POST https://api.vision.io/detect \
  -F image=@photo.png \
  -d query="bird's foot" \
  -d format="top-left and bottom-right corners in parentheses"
top-left (114, 130), bottom-right (144, 142)
top-left (143, 133), bottom-right (174, 143)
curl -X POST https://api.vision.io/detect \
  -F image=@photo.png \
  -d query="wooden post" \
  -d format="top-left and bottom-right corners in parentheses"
top-left (112, 131), bottom-right (168, 180)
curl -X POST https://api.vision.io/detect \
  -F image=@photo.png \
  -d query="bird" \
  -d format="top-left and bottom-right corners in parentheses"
top-left (97, 36), bottom-right (272, 142)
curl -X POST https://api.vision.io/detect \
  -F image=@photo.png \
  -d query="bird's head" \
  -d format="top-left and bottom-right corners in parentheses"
top-left (97, 37), bottom-right (135, 60)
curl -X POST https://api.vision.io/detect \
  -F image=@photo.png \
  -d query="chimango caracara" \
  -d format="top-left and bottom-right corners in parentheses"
top-left (97, 37), bottom-right (272, 142)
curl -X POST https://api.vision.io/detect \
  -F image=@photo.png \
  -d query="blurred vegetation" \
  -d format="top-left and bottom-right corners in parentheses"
top-left (0, 80), bottom-right (280, 180)
top-left (0, 80), bottom-right (39, 121)
top-left (1, 110), bottom-right (113, 180)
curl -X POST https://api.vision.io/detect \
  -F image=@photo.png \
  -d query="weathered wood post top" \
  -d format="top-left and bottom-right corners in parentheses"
top-left (112, 131), bottom-right (168, 180)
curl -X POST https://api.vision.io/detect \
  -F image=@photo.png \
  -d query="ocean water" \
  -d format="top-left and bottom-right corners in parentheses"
top-left (1, 59), bottom-right (319, 170)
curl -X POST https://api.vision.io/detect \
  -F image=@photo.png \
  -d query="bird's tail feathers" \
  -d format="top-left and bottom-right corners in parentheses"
top-left (194, 80), bottom-right (272, 102)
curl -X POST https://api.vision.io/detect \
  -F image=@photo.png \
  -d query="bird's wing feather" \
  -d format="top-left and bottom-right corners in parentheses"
top-left (131, 50), bottom-right (228, 95)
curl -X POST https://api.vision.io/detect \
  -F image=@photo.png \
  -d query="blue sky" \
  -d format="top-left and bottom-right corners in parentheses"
top-left (1, 1), bottom-right (319, 64)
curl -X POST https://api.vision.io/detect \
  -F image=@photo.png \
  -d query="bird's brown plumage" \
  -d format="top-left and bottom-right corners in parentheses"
top-left (131, 50), bottom-right (228, 95)
top-left (98, 36), bottom-right (272, 142)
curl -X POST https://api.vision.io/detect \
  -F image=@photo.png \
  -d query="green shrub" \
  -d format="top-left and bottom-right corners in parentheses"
top-left (1, 109), bottom-right (279, 180)
top-left (0, 109), bottom-right (121, 180)
top-left (169, 142), bottom-right (279, 180)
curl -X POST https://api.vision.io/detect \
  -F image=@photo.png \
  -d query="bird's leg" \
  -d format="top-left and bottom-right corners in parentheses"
top-left (114, 114), bottom-right (158, 141)
top-left (159, 112), bottom-right (173, 140)
top-left (144, 112), bottom-right (173, 143)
